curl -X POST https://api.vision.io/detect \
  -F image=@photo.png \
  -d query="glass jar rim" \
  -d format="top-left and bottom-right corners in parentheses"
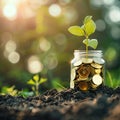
top-left (74, 50), bottom-right (103, 57)
top-left (74, 50), bottom-right (102, 53)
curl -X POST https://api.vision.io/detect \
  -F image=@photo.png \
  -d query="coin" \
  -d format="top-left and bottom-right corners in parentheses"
top-left (82, 58), bottom-right (93, 64)
top-left (74, 60), bottom-right (82, 66)
top-left (95, 68), bottom-right (101, 74)
top-left (70, 80), bottom-right (74, 88)
top-left (91, 63), bottom-right (102, 69)
top-left (76, 64), bottom-right (91, 79)
top-left (90, 66), bottom-right (95, 76)
top-left (90, 82), bottom-right (98, 89)
top-left (78, 81), bottom-right (89, 91)
top-left (92, 74), bottom-right (103, 85)
top-left (77, 76), bottom-right (88, 81)
top-left (93, 58), bottom-right (105, 64)
top-left (71, 67), bottom-right (78, 81)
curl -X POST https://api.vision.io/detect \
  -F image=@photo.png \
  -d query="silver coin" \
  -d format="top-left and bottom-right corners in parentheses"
top-left (82, 58), bottom-right (93, 64)
top-left (74, 60), bottom-right (82, 66)
top-left (92, 74), bottom-right (103, 85)
top-left (93, 58), bottom-right (105, 64)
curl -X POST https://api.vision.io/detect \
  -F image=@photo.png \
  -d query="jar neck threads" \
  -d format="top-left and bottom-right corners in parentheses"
top-left (74, 50), bottom-right (103, 58)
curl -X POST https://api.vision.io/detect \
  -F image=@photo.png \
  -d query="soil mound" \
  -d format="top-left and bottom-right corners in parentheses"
top-left (0, 86), bottom-right (120, 120)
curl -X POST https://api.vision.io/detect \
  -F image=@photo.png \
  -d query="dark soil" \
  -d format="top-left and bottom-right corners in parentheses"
top-left (0, 86), bottom-right (120, 120)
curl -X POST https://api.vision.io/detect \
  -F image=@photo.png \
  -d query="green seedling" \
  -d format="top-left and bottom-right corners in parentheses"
top-left (1, 85), bottom-right (18, 96)
top-left (27, 74), bottom-right (47, 96)
top-left (68, 16), bottom-right (98, 55)
top-left (18, 89), bottom-right (34, 98)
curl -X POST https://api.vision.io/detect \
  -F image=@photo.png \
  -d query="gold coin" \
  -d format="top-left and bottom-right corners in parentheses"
top-left (95, 68), bottom-right (101, 74)
top-left (90, 66), bottom-right (95, 75)
top-left (77, 64), bottom-right (91, 79)
top-left (82, 58), bottom-right (93, 64)
top-left (78, 77), bottom-right (88, 81)
top-left (90, 82), bottom-right (98, 89)
top-left (91, 63), bottom-right (102, 69)
top-left (78, 81), bottom-right (89, 91)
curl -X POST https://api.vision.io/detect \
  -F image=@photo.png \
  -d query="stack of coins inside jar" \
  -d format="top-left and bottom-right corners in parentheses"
top-left (70, 50), bottom-right (105, 91)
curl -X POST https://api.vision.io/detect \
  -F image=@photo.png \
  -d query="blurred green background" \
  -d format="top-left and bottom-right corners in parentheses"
top-left (0, 0), bottom-right (120, 92)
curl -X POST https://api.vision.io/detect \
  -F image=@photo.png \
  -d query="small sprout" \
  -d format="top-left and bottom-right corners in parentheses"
top-left (83, 39), bottom-right (98, 49)
top-left (18, 89), bottom-right (34, 98)
top-left (68, 16), bottom-right (98, 54)
top-left (27, 74), bottom-right (47, 96)
top-left (1, 86), bottom-right (18, 96)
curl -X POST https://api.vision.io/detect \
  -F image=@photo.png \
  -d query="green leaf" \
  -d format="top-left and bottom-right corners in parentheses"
top-left (68, 26), bottom-right (84, 36)
top-left (89, 39), bottom-right (98, 49)
top-left (83, 39), bottom-right (98, 49)
top-left (39, 78), bottom-right (47, 84)
top-left (32, 86), bottom-right (35, 91)
top-left (33, 74), bottom-right (39, 82)
top-left (27, 79), bottom-right (35, 85)
top-left (83, 38), bottom-right (90, 45)
top-left (84, 19), bottom-right (96, 36)
top-left (84, 16), bottom-right (92, 24)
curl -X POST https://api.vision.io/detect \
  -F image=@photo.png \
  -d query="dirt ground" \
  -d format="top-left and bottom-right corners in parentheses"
top-left (0, 86), bottom-right (120, 120)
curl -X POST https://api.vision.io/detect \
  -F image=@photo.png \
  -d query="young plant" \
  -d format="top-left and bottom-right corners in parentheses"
top-left (1, 85), bottom-right (18, 96)
top-left (68, 16), bottom-right (98, 54)
top-left (18, 89), bottom-right (34, 98)
top-left (27, 74), bottom-right (47, 96)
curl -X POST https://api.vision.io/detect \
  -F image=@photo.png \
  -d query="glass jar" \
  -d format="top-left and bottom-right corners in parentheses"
top-left (70, 50), bottom-right (105, 91)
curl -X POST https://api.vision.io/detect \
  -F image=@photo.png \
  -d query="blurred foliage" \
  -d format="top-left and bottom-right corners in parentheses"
top-left (51, 78), bottom-right (66, 91)
top-left (1, 85), bottom-right (18, 96)
top-left (105, 70), bottom-right (120, 88)
top-left (0, 0), bottom-right (120, 92)
top-left (0, 85), bottom-right (34, 97)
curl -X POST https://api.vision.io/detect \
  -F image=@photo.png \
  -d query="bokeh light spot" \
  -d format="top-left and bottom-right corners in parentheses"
top-left (48, 4), bottom-right (62, 17)
top-left (3, 4), bottom-right (17, 20)
top-left (111, 26), bottom-right (120, 39)
top-left (27, 56), bottom-right (43, 74)
top-left (90, 0), bottom-right (103, 8)
top-left (44, 53), bottom-right (58, 70)
top-left (39, 37), bottom-right (51, 52)
top-left (105, 47), bottom-right (117, 63)
top-left (96, 19), bottom-right (106, 31)
top-left (102, 0), bottom-right (115, 5)
top-left (5, 40), bottom-right (17, 53)
top-left (108, 6), bottom-right (120, 22)
top-left (54, 33), bottom-right (67, 45)
top-left (8, 51), bottom-right (20, 64)
top-left (63, 7), bottom-right (78, 24)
